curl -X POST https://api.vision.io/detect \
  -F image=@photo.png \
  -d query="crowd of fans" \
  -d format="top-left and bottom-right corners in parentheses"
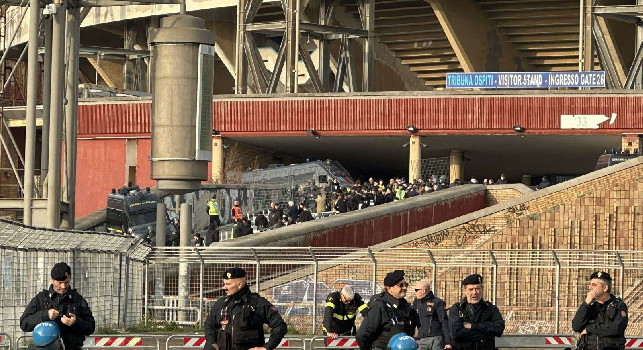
top-left (236, 173), bottom-right (553, 237)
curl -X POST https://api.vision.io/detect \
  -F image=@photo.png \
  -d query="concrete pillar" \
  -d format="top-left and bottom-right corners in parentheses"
top-left (622, 134), bottom-right (642, 155)
top-left (156, 202), bottom-right (166, 247)
top-left (408, 135), bottom-right (422, 183)
top-left (23, 0), bottom-right (40, 225)
top-left (522, 175), bottom-right (532, 186)
top-left (41, 17), bottom-right (52, 195)
top-left (211, 136), bottom-right (224, 183)
top-left (125, 139), bottom-right (138, 186)
top-left (449, 150), bottom-right (463, 185)
top-left (178, 202), bottom-right (192, 322)
top-left (63, 6), bottom-right (80, 229)
top-left (46, 1), bottom-right (66, 229)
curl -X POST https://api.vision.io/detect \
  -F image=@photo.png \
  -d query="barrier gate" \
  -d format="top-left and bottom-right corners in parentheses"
top-left (0, 333), bottom-right (11, 350)
top-left (166, 335), bottom-right (305, 350)
top-left (83, 335), bottom-right (161, 350)
top-left (310, 336), bottom-right (643, 349)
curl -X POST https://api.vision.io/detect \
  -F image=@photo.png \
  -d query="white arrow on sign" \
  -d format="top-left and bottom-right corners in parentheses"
top-left (561, 114), bottom-right (610, 129)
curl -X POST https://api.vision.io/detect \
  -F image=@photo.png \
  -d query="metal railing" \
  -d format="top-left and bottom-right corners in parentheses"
top-left (145, 247), bottom-right (643, 336)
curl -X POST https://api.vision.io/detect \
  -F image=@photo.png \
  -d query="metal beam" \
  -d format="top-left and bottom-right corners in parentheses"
top-left (244, 0), bottom-right (263, 23)
top-left (298, 40), bottom-right (324, 92)
top-left (361, 0), bottom-right (374, 92)
top-left (592, 16), bottom-right (623, 88)
top-left (245, 21), bottom-right (368, 38)
top-left (592, 5), bottom-right (643, 15)
top-left (285, 0), bottom-right (298, 92)
top-left (77, 0), bottom-right (180, 6)
top-left (318, 0), bottom-right (333, 91)
top-left (236, 0), bottom-right (248, 94)
top-left (624, 42), bottom-right (643, 88)
top-left (268, 38), bottom-right (287, 93)
top-left (333, 38), bottom-right (347, 92)
top-left (244, 33), bottom-right (269, 93)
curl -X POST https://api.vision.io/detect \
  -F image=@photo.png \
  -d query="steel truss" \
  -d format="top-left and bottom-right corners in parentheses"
top-left (235, 0), bottom-right (374, 94)
top-left (592, 3), bottom-right (643, 89)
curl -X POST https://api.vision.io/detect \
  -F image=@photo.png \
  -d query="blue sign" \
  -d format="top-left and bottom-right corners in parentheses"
top-left (446, 72), bottom-right (605, 89)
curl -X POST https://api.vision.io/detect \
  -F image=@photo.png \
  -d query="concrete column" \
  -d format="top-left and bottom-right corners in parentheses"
top-left (211, 136), bottom-right (224, 183)
top-left (125, 139), bottom-right (138, 186)
top-left (23, 0), bottom-right (40, 225)
top-left (449, 149), bottom-right (463, 185)
top-left (178, 202), bottom-right (192, 322)
top-left (622, 134), bottom-right (642, 154)
top-left (41, 17), bottom-right (53, 197)
top-left (522, 175), bottom-right (532, 186)
top-left (156, 202), bottom-right (167, 247)
top-left (46, 1), bottom-right (66, 229)
top-left (63, 6), bottom-right (80, 229)
top-left (408, 135), bottom-right (422, 183)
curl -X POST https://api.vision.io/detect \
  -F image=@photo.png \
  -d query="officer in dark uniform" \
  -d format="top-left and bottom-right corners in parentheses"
top-left (572, 271), bottom-right (628, 350)
top-left (448, 274), bottom-right (504, 350)
top-left (356, 270), bottom-right (418, 350)
top-left (323, 285), bottom-right (368, 338)
top-left (20, 262), bottom-right (96, 350)
top-left (204, 267), bottom-right (287, 350)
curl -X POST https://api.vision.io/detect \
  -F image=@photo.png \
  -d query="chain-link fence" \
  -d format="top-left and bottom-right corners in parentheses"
top-left (145, 247), bottom-right (643, 336)
top-left (0, 219), bottom-right (151, 339)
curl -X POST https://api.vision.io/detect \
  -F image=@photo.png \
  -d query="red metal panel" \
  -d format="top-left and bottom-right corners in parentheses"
top-left (78, 94), bottom-right (643, 136)
top-left (76, 139), bottom-right (126, 217)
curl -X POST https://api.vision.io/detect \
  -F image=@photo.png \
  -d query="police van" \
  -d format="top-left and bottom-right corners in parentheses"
top-left (106, 186), bottom-right (161, 242)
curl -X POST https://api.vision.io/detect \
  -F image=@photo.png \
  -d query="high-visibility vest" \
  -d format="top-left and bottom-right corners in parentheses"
top-left (395, 189), bottom-right (406, 200)
top-left (208, 200), bottom-right (219, 215)
top-left (232, 206), bottom-right (243, 220)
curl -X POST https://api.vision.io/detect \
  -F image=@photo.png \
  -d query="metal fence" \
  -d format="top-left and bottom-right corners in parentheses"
top-left (0, 219), bottom-right (151, 340)
top-left (145, 247), bottom-right (643, 336)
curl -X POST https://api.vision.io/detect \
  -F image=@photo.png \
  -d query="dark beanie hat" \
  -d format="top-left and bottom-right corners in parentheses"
top-left (461, 273), bottom-right (483, 286)
top-left (383, 270), bottom-right (405, 287)
top-left (51, 262), bottom-right (71, 281)
top-left (222, 267), bottom-right (246, 279)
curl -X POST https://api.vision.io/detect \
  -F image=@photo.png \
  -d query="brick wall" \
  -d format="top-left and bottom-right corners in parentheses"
top-left (485, 185), bottom-right (532, 206)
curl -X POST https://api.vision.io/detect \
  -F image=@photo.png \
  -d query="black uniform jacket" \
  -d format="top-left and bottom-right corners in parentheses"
top-left (322, 291), bottom-right (368, 335)
top-left (204, 285), bottom-right (287, 350)
top-left (412, 292), bottom-right (451, 345)
top-left (20, 285), bottom-right (95, 350)
top-left (356, 292), bottom-right (417, 350)
top-left (571, 295), bottom-right (628, 350)
top-left (448, 298), bottom-right (504, 350)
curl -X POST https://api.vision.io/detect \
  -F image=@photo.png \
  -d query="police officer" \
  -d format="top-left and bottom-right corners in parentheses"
top-left (412, 280), bottom-right (451, 350)
top-left (20, 262), bottom-right (95, 350)
top-left (207, 195), bottom-right (221, 229)
top-left (356, 270), bottom-right (418, 350)
top-left (572, 271), bottom-right (628, 350)
top-left (204, 267), bottom-right (287, 350)
top-left (448, 274), bottom-right (504, 350)
top-left (323, 285), bottom-right (368, 338)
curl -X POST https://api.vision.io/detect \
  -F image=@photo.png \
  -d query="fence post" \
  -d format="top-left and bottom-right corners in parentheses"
top-left (552, 250), bottom-right (561, 334)
top-left (615, 252), bottom-right (624, 296)
top-left (367, 248), bottom-right (377, 295)
top-left (117, 252), bottom-right (123, 328)
top-left (123, 255), bottom-right (130, 328)
top-left (194, 248), bottom-right (205, 327)
top-left (251, 248), bottom-right (261, 293)
top-left (144, 260), bottom-right (149, 325)
top-left (427, 249), bottom-right (436, 292)
top-left (310, 247), bottom-right (318, 333)
top-left (489, 250), bottom-right (497, 305)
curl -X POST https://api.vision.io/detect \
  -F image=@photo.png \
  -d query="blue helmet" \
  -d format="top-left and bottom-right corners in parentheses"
top-left (387, 333), bottom-right (417, 350)
top-left (32, 321), bottom-right (60, 346)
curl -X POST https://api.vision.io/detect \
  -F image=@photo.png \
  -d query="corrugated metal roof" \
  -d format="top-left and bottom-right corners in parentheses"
top-left (77, 93), bottom-right (643, 136)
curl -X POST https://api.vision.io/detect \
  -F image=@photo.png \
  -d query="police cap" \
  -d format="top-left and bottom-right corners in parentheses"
top-left (222, 267), bottom-right (246, 279)
top-left (384, 270), bottom-right (405, 287)
top-left (590, 271), bottom-right (612, 281)
top-left (50, 262), bottom-right (71, 281)
top-left (461, 273), bottom-right (483, 286)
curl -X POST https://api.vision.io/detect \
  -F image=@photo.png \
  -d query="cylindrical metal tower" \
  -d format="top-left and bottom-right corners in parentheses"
top-left (149, 15), bottom-right (214, 194)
